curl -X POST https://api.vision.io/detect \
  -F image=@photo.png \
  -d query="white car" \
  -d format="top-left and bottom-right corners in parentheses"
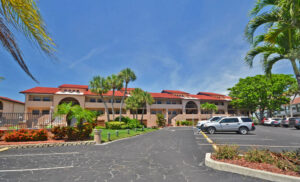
top-left (196, 116), bottom-right (224, 130)
top-left (264, 118), bottom-right (281, 126)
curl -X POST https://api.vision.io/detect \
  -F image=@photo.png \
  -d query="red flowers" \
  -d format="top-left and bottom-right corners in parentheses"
top-left (4, 129), bottom-right (48, 142)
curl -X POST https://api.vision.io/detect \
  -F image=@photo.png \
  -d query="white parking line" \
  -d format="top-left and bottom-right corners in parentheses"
top-left (196, 138), bottom-right (273, 141)
top-left (0, 152), bottom-right (79, 158)
top-left (0, 165), bottom-right (74, 172)
top-left (197, 144), bottom-right (300, 148)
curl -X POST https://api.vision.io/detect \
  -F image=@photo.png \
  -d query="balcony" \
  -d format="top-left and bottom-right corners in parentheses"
top-left (26, 101), bottom-right (53, 107)
top-left (150, 104), bottom-right (182, 109)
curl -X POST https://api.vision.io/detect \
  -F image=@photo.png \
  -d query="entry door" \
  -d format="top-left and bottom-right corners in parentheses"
top-left (220, 118), bottom-right (240, 131)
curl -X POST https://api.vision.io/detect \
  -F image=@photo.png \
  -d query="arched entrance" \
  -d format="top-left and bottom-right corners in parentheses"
top-left (185, 101), bottom-right (198, 114)
top-left (59, 97), bottom-right (80, 106)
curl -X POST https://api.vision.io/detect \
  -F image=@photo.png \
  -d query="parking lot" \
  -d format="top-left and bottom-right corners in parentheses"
top-left (194, 125), bottom-right (300, 152)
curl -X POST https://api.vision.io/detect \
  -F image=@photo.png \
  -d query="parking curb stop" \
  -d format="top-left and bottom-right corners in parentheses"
top-left (205, 153), bottom-right (300, 182)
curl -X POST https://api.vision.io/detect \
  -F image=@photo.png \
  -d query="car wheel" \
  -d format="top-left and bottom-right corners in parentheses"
top-left (296, 126), bottom-right (300, 130)
top-left (239, 127), bottom-right (248, 135)
top-left (207, 127), bottom-right (216, 134)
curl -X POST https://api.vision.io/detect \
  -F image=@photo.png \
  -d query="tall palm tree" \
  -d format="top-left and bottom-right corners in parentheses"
top-left (118, 68), bottom-right (136, 122)
top-left (0, 0), bottom-right (55, 82)
top-left (125, 95), bottom-right (139, 120)
top-left (106, 74), bottom-right (123, 120)
top-left (140, 91), bottom-right (154, 124)
top-left (201, 102), bottom-right (218, 118)
top-left (245, 0), bottom-right (300, 80)
top-left (54, 102), bottom-right (73, 126)
top-left (89, 76), bottom-right (111, 121)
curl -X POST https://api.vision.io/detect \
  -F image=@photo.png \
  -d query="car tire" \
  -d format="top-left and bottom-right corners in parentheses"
top-left (296, 126), bottom-right (300, 130)
top-left (239, 127), bottom-right (248, 135)
top-left (207, 127), bottom-right (216, 134)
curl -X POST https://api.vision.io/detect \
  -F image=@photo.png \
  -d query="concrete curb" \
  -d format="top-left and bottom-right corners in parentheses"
top-left (0, 141), bottom-right (96, 149)
top-left (205, 153), bottom-right (300, 182)
top-left (0, 147), bottom-right (9, 152)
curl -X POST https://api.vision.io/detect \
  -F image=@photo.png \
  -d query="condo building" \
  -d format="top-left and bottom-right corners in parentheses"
top-left (20, 84), bottom-right (248, 127)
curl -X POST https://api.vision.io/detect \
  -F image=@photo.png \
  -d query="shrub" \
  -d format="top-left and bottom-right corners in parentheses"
top-left (0, 130), bottom-right (5, 139)
top-left (95, 126), bottom-right (105, 129)
top-left (176, 121), bottom-right (180, 126)
top-left (51, 126), bottom-right (67, 140)
top-left (244, 149), bottom-right (275, 164)
top-left (180, 120), bottom-right (193, 126)
top-left (214, 145), bottom-right (240, 160)
top-left (105, 121), bottom-right (126, 129)
top-left (156, 113), bottom-right (165, 127)
top-left (114, 116), bottom-right (131, 124)
top-left (4, 129), bottom-right (48, 142)
top-left (127, 119), bottom-right (142, 129)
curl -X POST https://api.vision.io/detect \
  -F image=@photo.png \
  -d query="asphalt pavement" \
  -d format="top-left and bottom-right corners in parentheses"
top-left (0, 126), bottom-right (291, 182)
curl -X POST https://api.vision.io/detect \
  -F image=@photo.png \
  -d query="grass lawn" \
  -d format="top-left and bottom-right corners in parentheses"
top-left (91, 128), bottom-right (157, 142)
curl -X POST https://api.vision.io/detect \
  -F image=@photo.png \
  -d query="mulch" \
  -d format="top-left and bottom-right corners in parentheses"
top-left (212, 156), bottom-right (300, 177)
top-left (0, 139), bottom-right (65, 146)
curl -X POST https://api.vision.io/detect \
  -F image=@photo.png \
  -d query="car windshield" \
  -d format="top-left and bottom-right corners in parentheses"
top-left (210, 117), bottom-right (220, 121)
top-left (213, 117), bottom-right (223, 122)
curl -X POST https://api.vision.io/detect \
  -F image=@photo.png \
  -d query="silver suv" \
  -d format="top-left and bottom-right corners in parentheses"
top-left (202, 116), bottom-right (255, 135)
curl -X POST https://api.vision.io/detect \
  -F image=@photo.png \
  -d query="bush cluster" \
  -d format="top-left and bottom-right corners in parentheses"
top-left (4, 129), bottom-right (48, 142)
top-left (51, 123), bottom-right (93, 141)
top-left (0, 130), bottom-right (5, 139)
top-left (106, 117), bottom-right (143, 129)
top-left (215, 145), bottom-right (240, 160)
top-left (177, 120), bottom-right (193, 126)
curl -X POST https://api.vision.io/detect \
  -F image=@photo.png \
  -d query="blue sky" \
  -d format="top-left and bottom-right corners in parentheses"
top-left (0, 0), bottom-right (293, 101)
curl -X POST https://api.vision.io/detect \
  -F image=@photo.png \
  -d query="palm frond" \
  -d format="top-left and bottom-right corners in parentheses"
top-left (250, 0), bottom-right (277, 16)
top-left (0, 0), bottom-right (56, 56)
top-left (0, 17), bottom-right (37, 82)
top-left (245, 12), bottom-right (279, 43)
top-left (245, 46), bottom-right (282, 67)
top-left (263, 55), bottom-right (285, 75)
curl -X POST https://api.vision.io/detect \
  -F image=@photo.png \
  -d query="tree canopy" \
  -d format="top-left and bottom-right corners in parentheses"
top-left (228, 74), bottom-right (296, 120)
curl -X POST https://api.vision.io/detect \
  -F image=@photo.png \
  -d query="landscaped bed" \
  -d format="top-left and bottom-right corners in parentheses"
top-left (211, 145), bottom-right (300, 177)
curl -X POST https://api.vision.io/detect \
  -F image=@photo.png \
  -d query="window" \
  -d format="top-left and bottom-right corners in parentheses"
top-left (221, 118), bottom-right (239, 123)
top-left (97, 110), bottom-right (104, 115)
top-left (156, 100), bottom-right (162, 104)
top-left (172, 111), bottom-right (177, 115)
top-left (172, 101), bottom-right (176, 104)
top-left (215, 102), bottom-right (219, 105)
top-left (32, 110), bottom-right (40, 115)
top-left (43, 97), bottom-right (51, 101)
top-left (33, 96), bottom-right (41, 101)
top-left (166, 100), bottom-right (171, 104)
top-left (0, 101), bottom-right (3, 110)
top-left (116, 99), bottom-right (121, 103)
top-left (221, 102), bottom-right (224, 105)
top-left (42, 110), bottom-right (50, 115)
top-left (168, 111), bottom-right (171, 114)
top-left (77, 90), bottom-right (80, 93)
top-left (151, 110), bottom-right (156, 114)
top-left (97, 99), bottom-right (102, 103)
top-left (90, 98), bottom-right (96, 102)
top-left (241, 118), bottom-right (252, 122)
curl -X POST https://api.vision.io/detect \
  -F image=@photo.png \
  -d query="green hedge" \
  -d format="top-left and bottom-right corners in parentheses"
top-left (105, 121), bottom-right (126, 129)
top-left (179, 120), bottom-right (193, 126)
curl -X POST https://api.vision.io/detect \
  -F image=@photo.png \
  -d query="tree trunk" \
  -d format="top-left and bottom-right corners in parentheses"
top-left (141, 105), bottom-right (145, 125)
top-left (111, 89), bottom-right (115, 120)
top-left (259, 109), bottom-right (264, 123)
top-left (101, 95), bottom-right (110, 121)
top-left (119, 83), bottom-right (128, 122)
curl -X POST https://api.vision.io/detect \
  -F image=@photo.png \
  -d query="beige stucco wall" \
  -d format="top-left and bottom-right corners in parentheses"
top-left (0, 100), bottom-right (24, 113)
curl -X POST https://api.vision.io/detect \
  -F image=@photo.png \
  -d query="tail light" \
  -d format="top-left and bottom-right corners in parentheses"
top-left (252, 123), bottom-right (254, 127)
top-left (296, 120), bottom-right (299, 124)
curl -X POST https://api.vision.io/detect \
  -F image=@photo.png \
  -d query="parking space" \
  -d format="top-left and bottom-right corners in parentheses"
top-left (194, 125), bottom-right (300, 152)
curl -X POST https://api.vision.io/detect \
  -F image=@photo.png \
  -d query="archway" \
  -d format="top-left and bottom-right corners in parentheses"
top-left (59, 97), bottom-right (80, 106)
top-left (185, 101), bottom-right (198, 114)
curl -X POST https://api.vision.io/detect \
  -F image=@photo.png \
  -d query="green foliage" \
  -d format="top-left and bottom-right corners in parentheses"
top-left (176, 121), bottom-right (180, 126)
top-left (126, 119), bottom-right (142, 129)
top-left (228, 74), bottom-right (296, 120)
top-left (214, 145), bottom-right (240, 160)
top-left (105, 122), bottom-right (126, 129)
top-left (156, 113), bottom-right (165, 127)
top-left (95, 126), bottom-right (105, 129)
top-left (245, 149), bottom-right (275, 163)
top-left (201, 102), bottom-right (218, 112)
top-left (114, 116), bottom-right (131, 124)
top-left (245, 0), bottom-right (300, 78)
top-left (179, 120), bottom-right (193, 126)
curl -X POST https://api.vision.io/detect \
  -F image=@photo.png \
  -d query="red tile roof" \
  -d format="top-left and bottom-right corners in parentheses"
top-left (150, 93), bottom-right (181, 99)
top-left (20, 87), bottom-right (59, 94)
top-left (292, 97), bottom-right (300, 105)
top-left (84, 90), bottom-right (124, 97)
top-left (0, 96), bottom-right (24, 104)
top-left (59, 84), bottom-right (88, 89)
top-left (189, 94), bottom-right (223, 101)
top-left (120, 88), bottom-right (135, 91)
top-left (162, 90), bottom-right (189, 94)
top-left (197, 92), bottom-right (225, 96)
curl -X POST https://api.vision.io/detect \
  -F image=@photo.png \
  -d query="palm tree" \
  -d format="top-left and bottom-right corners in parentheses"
top-left (106, 74), bottom-right (123, 120)
top-left (89, 76), bottom-right (111, 121)
top-left (201, 102), bottom-right (218, 118)
top-left (0, 1), bottom-right (55, 82)
top-left (245, 0), bottom-right (300, 80)
top-left (125, 95), bottom-right (139, 120)
top-left (71, 105), bottom-right (96, 130)
top-left (54, 102), bottom-right (74, 126)
top-left (118, 68), bottom-right (136, 122)
top-left (140, 91), bottom-right (154, 124)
